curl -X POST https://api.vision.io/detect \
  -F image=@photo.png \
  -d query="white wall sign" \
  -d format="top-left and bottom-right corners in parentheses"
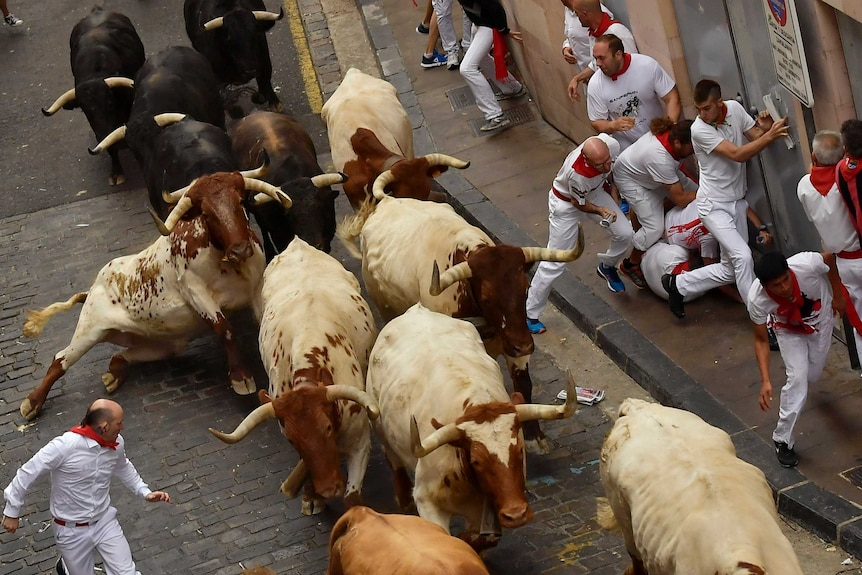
top-left (762, 0), bottom-right (814, 107)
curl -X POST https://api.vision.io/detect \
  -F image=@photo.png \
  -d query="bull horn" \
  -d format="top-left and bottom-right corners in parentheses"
top-left (411, 417), bottom-right (461, 458)
top-left (153, 112), bottom-right (186, 127)
top-left (310, 172), bottom-right (348, 188)
top-left (325, 385), bottom-right (380, 420)
top-left (429, 260), bottom-right (472, 296)
top-left (88, 125), bottom-right (126, 155)
top-left (252, 6), bottom-right (284, 21)
top-left (522, 226), bottom-right (584, 263)
top-left (514, 370), bottom-right (578, 422)
top-left (163, 179), bottom-right (197, 204)
top-left (245, 178), bottom-right (292, 209)
top-left (203, 16), bottom-right (224, 30)
top-left (423, 153), bottom-right (470, 170)
top-left (149, 196), bottom-right (193, 236)
top-left (208, 402), bottom-right (277, 444)
top-left (103, 77), bottom-right (135, 90)
top-left (371, 169), bottom-right (396, 200)
top-left (239, 149), bottom-right (270, 179)
top-left (41, 88), bottom-right (77, 116)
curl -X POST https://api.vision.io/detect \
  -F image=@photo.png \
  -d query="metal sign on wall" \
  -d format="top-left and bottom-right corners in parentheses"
top-left (762, 0), bottom-right (814, 107)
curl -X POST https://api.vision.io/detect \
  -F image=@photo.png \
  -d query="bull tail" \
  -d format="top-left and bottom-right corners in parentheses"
top-left (335, 198), bottom-right (377, 259)
top-left (595, 497), bottom-right (622, 534)
top-left (23, 292), bottom-right (88, 338)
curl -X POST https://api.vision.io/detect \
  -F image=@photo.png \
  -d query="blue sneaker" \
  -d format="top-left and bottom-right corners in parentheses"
top-left (421, 50), bottom-right (447, 68)
top-left (597, 263), bottom-right (625, 293)
top-left (527, 318), bottom-right (546, 334)
top-left (619, 200), bottom-right (630, 215)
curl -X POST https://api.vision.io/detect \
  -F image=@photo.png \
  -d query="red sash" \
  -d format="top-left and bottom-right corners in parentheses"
top-left (70, 425), bottom-right (118, 450)
top-left (492, 29), bottom-right (508, 81)
top-left (765, 271), bottom-right (815, 335)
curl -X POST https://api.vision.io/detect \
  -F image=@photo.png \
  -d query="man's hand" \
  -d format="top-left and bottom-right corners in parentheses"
top-left (758, 381), bottom-right (773, 412)
top-left (562, 46), bottom-right (577, 65)
top-left (755, 110), bottom-right (775, 131)
top-left (765, 117), bottom-right (790, 142)
top-left (2, 515), bottom-right (19, 534)
top-left (833, 289), bottom-right (847, 317)
top-left (508, 30), bottom-right (523, 43)
top-left (146, 491), bottom-right (172, 504)
top-left (568, 68), bottom-right (594, 102)
top-left (613, 116), bottom-right (636, 132)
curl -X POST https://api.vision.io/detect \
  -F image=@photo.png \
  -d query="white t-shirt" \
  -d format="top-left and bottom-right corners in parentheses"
top-left (563, 4), bottom-right (612, 71)
top-left (586, 22), bottom-right (637, 72)
top-left (614, 131), bottom-right (680, 191)
top-left (746, 252), bottom-right (832, 332)
top-left (665, 202), bottom-right (718, 259)
top-left (797, 171), bottom-right (861, 254)
top-left (551, 133), bottom-right (619, 205)
top-left (691, 99), bottom-right (756, 202)
top-left (587, 53), bottom-right (676, 151)
top-left (642, 241), bottom-right (695, 301)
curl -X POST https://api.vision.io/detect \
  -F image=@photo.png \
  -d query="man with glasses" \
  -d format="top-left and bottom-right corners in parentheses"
top-left (526, 133), bottom-right (631, 334)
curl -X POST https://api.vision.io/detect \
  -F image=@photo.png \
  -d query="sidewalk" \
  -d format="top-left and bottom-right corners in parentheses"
top-left (313, 0), bottom-right (862, 557)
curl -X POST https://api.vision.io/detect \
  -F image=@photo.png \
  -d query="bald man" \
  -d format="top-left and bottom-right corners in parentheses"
top-left (526, 133), bottom-right (632, 333)
top-left (3, 399), bottom-right (171, 575)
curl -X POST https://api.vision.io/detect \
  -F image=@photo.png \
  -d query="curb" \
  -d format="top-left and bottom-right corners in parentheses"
top-left (294, 0), bottom-right (862, 559)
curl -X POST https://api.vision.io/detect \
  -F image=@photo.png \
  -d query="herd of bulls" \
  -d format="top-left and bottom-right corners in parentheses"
top-left (18, 2), bottom-right (811, 574)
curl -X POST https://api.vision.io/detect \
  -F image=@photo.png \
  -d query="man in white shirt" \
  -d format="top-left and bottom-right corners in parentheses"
top-left (662, 79), bottom-right (789, 319)
top-left (797, 129), bottom-right (862, 354)
top-left (560, 0), bottom-right (611, 72)
top-left (586, 35), bottom-right (681, 152)
top-left (566, 0), bottom-right (636, 102)
top-left (3, 399), bottom-right (171, 575)
top-left (525, 133), bottom-right (632, 333)
top-left (747, 252), bottom-right (845, 468)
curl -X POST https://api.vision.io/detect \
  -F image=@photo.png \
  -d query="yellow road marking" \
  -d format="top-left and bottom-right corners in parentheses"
top-left (284, 0), bottom-right (323, 114)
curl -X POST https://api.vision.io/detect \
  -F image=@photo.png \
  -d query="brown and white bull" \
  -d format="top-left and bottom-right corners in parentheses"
top-left (366, 304), bottom-right (577, 550)
top-left (208, 237), bottom-right (379, 515)
top-left (338, 175), bottom-right (584, 453)
top-left (597, 398), bottom-right (804, 575)
top-left (321, 67), bottom-right (470, 209)
top-left (327, 506), bottom-right (491, 575)
top-left (20, 170), bottom-right (289, 420)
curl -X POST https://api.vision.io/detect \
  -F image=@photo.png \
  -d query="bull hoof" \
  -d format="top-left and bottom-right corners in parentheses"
top-left (231, 377), bottom-right (256, 395)
top-left (109, 174), bottom-right (125, 186)
top-left (300, 497), bottom-right (325, 516)
top-left (102, 372), bottom-right (122, 394)
top-left (20, 398), bottom-right (41, 421)
top-left (268, 101), bottom-right (284, 113)
top-left (280, 477), bottom-right (301, 499)
top-left (525, 436), bottom-right (551, 455)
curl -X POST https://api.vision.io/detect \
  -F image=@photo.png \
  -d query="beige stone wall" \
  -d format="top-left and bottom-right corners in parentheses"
top-left (818, 0), bottom-right (862, 22)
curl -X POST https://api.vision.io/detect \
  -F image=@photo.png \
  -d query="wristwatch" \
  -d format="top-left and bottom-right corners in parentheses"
top-left (758, 224), bottom-right (768, 232)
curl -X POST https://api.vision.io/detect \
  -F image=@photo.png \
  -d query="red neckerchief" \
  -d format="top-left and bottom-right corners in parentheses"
top-left (70, 425), bottom-right (118, 450)
top-left (710, 102), bottom-right (729, 127)
top-left (609, 53), bottom-right (631, 81)
top-left (492, 29), bottom-right (508, 81)
top-left (573, 152), bottom-right (602, 178)
top-left (838, 158), bottom-right (862, 238)
top-left (671, 260), bottom-right (690, 275)
top-left (809, 165), bottom-right (836, 197)
top-left (589, 12), bottom-right (621, 37)
top-left (656, 130), bottom-right (681, 160)
top-left (765, 271), bottom-right (816, 335)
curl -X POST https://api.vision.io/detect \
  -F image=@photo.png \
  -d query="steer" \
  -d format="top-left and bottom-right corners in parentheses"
top-left (41, 7), bottom-right (144, 186)
top-left (19, 171), bottom-right (288, 420)
top-left (184, 0), bottom-right (284, 113)
top-left (230, 111), bottom-right (345, 259)
top-left (367, 304), bottom-right (577, 550)
top-left (321, 68), bottom-right (470, 209)
top-left (597, 398), bottom-right (804, 575)
top-left (327, 506), bottom-right (491, 575)
top-left (209, 238), bottom-right (379, 515)
top-left (338, 175), bottom-right (584, 453)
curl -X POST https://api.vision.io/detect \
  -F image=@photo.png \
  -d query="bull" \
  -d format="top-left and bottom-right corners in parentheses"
top-left (367, 304), bottom-right (577, 550)
top-left (230, 111), bottom-right (345, 259)
top-left (209, 238), bottom-right (379, 515)
top-left (184, 0), bottom-right (284, 113)
top-left (597, 398), bottom-right (804, 575)
top-left (19, 171), bottom-right (288, 420)
top-left (327, 506), bottom-right (490, 575)
top-left (338, 175), bottom-right (584, 453)
top-left (321, 68), bottom-right (470, 209)
top-left (41, 8), bottom-right (145, 186)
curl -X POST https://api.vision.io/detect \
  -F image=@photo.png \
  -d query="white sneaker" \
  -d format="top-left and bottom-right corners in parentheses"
top-left (479, 116), bottom-right (511, 132)
top-left (446, 50), bottom-right (460, 70)
top-left (4, 13), bottom-right (23, 26)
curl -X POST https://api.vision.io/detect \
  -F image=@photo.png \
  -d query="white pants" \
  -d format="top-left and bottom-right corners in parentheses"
top-left (773, 324), bottom-right (832, 448)
top-left (460, 25), bottom-right (522, 121)
top-left (641, 242), bottom-right (702, 303)
top-left (53, 507), bottom-right (140, 575)
top-left (526, 189), bottom-right (633, 319)
top-left (836, 255), bottom-right (862, 355)
top-left (619, 170), bottom-right (696, 252)
top-left (675, 197), bottom-right (754, 303)
top-left (431, 0), bottom-right (471, 55)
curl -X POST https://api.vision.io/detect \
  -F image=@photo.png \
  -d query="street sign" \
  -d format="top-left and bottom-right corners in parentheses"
top-left (762, 0), bottom-right (814, 107)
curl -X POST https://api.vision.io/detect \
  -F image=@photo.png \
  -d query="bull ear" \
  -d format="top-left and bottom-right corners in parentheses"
top-left (258, 389), bottom-right (272, 405)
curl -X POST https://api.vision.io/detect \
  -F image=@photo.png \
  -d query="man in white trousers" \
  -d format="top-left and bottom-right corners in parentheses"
top-left (526, 133), bottom-right (630, 333)
top-left (432, 0), bottom-right (472, 69)
top-left (662, 78), bottom-right (789, 318)
top-left (3, 399), bottom-right (171, 575)
top-left (748, 251), bottom-right (845, 468)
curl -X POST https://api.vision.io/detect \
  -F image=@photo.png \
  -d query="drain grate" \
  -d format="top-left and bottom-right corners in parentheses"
top-left (468, 104), bottom-right (537, 137)
top-left (446, 86), bottom-right (477, 111)
top-left (840, 465), bottom-right (862, 489)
